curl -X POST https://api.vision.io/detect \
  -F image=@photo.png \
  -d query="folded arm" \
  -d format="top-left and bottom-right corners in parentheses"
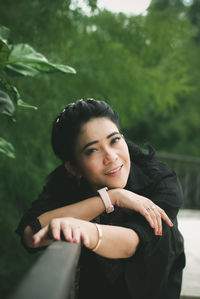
top-left (23, 187), bottom-right (172, 248)
top-left (30, 217), bottom-right (140, 259)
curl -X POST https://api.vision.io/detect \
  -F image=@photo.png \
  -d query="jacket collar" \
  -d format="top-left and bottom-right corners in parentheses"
top-left (126, 161), bottom-right (153, 194)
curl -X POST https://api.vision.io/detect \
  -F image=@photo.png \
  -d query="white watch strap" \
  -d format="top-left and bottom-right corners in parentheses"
top-left (97, 187), bottom-right (114, 213)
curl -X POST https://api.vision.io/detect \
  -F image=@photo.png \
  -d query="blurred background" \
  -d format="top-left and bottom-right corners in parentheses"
top-left (0, 0), bottom-right (199, 298)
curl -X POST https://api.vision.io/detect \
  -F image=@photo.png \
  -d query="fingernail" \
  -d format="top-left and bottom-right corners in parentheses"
top-left (170, 222), bottom-right (173, 227)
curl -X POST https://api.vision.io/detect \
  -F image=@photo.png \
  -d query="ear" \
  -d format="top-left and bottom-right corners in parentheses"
top-left (64, 161), bottom-right (82, 179)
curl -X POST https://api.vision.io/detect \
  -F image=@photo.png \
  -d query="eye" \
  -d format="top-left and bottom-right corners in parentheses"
top-left (85, 148), bottom-right (97, 156)
top-left (111, 136), bottom-right (121, 145)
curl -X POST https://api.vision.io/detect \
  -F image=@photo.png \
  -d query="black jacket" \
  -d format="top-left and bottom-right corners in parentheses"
top-left (16, 154), bottom-right (185, 299)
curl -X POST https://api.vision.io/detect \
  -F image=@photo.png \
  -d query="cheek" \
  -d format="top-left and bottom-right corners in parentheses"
top-left (120, 142), bottom-right (130, 159)
top-left (79, 156), bottom-right (102, 175)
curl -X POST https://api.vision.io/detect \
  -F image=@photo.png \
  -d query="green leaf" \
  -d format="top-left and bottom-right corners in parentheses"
top-left (0, 90), bottom-right (15, 116)
top-left (0, 137), bottom-right (15, 158)
top-left (0, 75), bottom-right (37, 110)
top-left (6, 44), bottom-right (76, 77)
top-left (34, 62), bottom-right (77, 74)
top-left (17, 99), bottom-right (38, 110)
top-left (0, 75), bottom-right (21, 103)
top-left (0, 40), bottom-right (10, 69)
top-left (6, 62), bottom-right (40, 77)
top-left (0, 25), bottom-right (10, 44)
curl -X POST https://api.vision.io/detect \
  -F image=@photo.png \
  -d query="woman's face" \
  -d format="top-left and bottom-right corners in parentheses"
top-left (73, 117), bottom-right (131, 191)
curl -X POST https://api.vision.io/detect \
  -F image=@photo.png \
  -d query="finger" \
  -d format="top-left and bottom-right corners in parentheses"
top-left (33, 226), bottom-right (49, 246)
top-left (142, 205), bottom-right (162, 236)
top-left (72, 226), bottom-right (81, 243)
top-left (157, 206), bottom-right (174, 227)
top-left (147, 207), bottom-right (160, 235)
top-left (151, 207), bottom-right (162, 235)
top-left (61, 222), bottom-right (73, 242)
top-left (157, 214), bottom-right (162, 235)
top-left (51, 220), bottom-right (61, 241)
top-left (80, 231), bottom-right (90, 248)
top-left (140, 207), bottom-right (156, 229)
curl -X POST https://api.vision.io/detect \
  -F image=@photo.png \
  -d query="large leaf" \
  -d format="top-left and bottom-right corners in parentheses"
top-left (0, 90), bottom-right (15, 116)
top-left (6, 62), bottom-right (40, 77)
top-left (6, 44), bottom-right (76, 77)
top-left (0, 137), bottom-right (15, 158)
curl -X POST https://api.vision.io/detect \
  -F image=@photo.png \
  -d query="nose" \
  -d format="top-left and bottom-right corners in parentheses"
top-left (103, 148), bottom-right (118, 165)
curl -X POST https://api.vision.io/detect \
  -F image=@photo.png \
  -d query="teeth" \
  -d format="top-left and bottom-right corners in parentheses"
top-left (108, 166), bottom-right (121, 174)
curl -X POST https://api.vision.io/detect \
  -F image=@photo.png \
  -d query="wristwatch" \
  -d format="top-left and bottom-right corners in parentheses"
top-left (97, 187), bottom-right (114, 213)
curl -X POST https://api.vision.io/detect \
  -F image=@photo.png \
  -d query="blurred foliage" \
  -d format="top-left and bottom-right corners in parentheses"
top-left (0, 0), bottom-right (200, 297)
top-left (0, 24), bottom-right (76, 158)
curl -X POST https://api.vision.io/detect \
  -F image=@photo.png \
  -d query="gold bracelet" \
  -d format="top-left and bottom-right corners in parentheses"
top-left (92, 223), bottom-right (102, 252)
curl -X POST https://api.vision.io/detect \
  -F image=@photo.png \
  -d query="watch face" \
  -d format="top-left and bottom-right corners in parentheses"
top-left (106, 205), bottom-right (114, 213)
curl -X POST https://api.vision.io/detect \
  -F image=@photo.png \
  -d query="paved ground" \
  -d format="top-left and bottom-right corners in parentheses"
top-left (178, 209), bottom-right (200, 298)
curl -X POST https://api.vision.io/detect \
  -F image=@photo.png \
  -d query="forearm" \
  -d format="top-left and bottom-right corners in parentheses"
top-left (30, 216), bottom-right (140, 258)
top-left (37, 188), bottom-right (122, 227)
top-left (23, 196), bottom-right (104, 248)
top-left (24, 190), bottom-right (119, 247)
top-left (81, 220), bottom-right (140, 259)
top-left (38, 195), bottom-right (107, 227)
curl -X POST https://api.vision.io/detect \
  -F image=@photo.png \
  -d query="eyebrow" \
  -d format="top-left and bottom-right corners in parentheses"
top-left (81, 131), bottom-right (120, 152)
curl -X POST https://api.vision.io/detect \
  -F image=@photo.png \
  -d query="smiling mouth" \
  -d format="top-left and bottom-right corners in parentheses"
top-left (105, 165), bottom-right (123, 175)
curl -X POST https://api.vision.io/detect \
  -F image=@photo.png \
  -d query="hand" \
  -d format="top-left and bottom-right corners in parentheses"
top-left (109, 189), bottom-right (173, 235)
top-left (32, 217), bottom-right (90, 248)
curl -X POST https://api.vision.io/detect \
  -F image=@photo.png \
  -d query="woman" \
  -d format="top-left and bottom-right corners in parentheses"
top-left (16, 98), bottom-right (185, 299)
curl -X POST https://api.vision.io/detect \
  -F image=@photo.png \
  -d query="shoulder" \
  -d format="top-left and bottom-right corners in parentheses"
top-left (126, 140), bottom-right (175, 181)
top-left (47, 164), bottom-right (72, 184)
top-left (41, 164), bottom-right (79, 201)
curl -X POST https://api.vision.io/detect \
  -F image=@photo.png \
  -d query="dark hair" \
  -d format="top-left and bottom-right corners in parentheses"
top-left (51, 98), bottom-right (120, 163)
top-left (126, 139), bottom-right (156, 165)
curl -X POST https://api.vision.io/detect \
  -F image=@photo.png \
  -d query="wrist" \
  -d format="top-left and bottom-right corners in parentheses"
top-left (108, 189), bottom-right (121, 206)
top-left (91, 224), bottom-right (102, 252)
top-left (87, 222), bottom-right (100, 250)
top-left (97, 187), bottom-right (114, 213)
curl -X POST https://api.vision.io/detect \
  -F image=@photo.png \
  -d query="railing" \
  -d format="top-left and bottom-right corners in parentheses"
top-left (156, 151), bottom-right (200, 209)
top-left (9, 241), bottom-right (81, 299)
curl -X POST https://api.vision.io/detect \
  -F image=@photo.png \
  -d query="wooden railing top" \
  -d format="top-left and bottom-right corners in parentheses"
top-left (9, 241), bottom-right (81, 299)
top-left (156, 151), bottom-right (200, 164)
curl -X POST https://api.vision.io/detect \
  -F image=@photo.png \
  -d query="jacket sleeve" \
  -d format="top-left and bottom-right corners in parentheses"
top-left (15, 166), bottom-right (80, 253)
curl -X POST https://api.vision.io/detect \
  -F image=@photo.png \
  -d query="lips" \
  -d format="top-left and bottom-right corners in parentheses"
top-left (105, 165), bottom-right (123, 175)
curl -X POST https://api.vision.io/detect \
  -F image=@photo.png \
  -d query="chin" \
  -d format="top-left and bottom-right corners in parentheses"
top-left (108, 180), bottom-right (127, 190)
